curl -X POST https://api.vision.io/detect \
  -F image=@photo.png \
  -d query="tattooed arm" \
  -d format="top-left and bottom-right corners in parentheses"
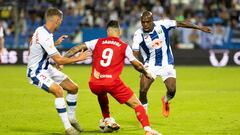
top-left (64, 43), bottom-right (88, 58)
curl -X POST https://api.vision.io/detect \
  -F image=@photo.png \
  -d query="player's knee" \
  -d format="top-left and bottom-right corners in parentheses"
top-left (131, 100), bottom-right (141, 108)
top-left (72, 84), bottom-right (79, 93)
top-left (69, 83), bottom-right (79, 94)
top-left (127, 98), bottom-right (141, 108)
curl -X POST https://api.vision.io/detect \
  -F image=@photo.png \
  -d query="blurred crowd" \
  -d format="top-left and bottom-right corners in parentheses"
top-left (0, 0), bottom-right (240, 49)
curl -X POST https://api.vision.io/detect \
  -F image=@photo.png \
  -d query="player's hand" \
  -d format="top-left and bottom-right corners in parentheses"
top-left (200, 26), bottom-right (212, 33)
top-left (55, 35), bottom-right (68, 46)
top-left (56, 64), bottom-right (64, 71)
top-left (144, 70), bottom-right (153, 80)
top-left (77, 49), bottom-right (92, 61)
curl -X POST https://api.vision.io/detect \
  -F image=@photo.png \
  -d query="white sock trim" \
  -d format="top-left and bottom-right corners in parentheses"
top-left (144, 126), bottom-right (152, 131)
top-left (55, 98), bottom-right (71, 129)
top-left (66, 93), bottom-right (78, 102)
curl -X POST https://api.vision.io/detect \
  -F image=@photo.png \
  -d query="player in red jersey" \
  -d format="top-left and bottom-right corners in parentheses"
top-left (64, 20), bottom-right (161, 135)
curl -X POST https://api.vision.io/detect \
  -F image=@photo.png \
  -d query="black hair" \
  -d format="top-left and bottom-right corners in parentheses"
top-left (107, 20), bottom-right (120, 29)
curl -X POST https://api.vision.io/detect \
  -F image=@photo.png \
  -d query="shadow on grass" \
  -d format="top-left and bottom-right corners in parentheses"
top-left (10, 127), bottom-right (142, 134)
top-left (10, 127), bottom-right (62, 135)
top-left (9, 128), bottom-right (108, 135)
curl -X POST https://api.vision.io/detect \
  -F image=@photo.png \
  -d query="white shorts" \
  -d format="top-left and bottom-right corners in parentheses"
top-left (145, 64), bottom-right (176, 81)
top-left (27, 65), bottom-right (67, 92)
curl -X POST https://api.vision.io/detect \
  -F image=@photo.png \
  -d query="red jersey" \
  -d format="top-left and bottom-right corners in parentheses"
top-left (86, 37), bottom-right (130, 85)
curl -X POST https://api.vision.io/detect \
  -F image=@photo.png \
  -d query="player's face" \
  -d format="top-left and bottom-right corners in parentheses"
top-left (141, 16), bottom-right (153, 32)
top-left (54, 16), bottom-right (62, 31)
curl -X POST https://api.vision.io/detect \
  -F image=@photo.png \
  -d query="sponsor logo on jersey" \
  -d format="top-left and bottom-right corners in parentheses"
top-left (94, 69), bottom-right (112, 79)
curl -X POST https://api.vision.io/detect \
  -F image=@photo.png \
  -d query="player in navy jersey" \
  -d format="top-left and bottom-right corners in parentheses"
top-left (64, 20), bottom-right (161, 135)
top-left (132, 11), bottom-right (211, 117)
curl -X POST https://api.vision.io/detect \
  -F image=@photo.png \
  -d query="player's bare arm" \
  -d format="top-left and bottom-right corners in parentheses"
top-left (51, 50), bottom-right (90, 65)
top-left (64, 43), bottom-right (88, 58)
top-left (130, 59), bottom-right (153, 80)
top-left (133, 51), bottom-right (144, 63)
top-left (177, 21), bottom-right (212, 33)
top-left (55, 35), bottom-right (68, 46)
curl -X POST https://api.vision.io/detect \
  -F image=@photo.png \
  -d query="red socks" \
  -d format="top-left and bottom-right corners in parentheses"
top-left (134, 105), bottom-right (150, 127)
top-left (98, 95), bottom-right (110, 119)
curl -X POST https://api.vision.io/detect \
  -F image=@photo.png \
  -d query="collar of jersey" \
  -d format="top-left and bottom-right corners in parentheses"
top-left (43, 25), bottom-right (52, 34)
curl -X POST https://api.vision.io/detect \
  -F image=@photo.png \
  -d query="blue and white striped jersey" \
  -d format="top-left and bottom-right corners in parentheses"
top-left (132, 20), bottom-right (177, 67)
top-left (27, 26), bottom-right (59, 76)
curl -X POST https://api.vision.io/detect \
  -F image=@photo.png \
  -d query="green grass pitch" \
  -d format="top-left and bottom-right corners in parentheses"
top-left (0, 65), bottom-right (239, 135)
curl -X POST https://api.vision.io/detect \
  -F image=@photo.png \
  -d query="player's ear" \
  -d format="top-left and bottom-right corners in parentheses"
top-left (119, 28), bottom-right (122, 36)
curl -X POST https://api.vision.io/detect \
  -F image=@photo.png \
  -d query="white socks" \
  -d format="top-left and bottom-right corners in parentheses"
top-left (143, 103), bottom-right (148, 113)
top-left (66, 93), bottom-right (78, 121)
top-left (164, 95), bottom-right (171, 102)
top-left (144, 126), bottom-right (152, 132)
top-left (55, 98), bottom-right (71, 129)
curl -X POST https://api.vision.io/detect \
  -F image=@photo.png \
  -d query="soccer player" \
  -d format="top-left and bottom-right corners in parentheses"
top-left (64, 20), bottom-right (161, 135)
top-left (27, 8), bottom-right (91, 135)
top-left (132, 11), bottom-right (212, 117)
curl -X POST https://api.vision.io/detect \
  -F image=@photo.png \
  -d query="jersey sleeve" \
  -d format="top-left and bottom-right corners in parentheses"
top-left (85, 39), bottom-right (98, 51)
top-left (156, 20), bottom-right (177, 30)
top-left (132, 31), bottom-right (143, 51)
top-left (125, 45), bottom-right (136, 62)
top-left (38, 34), bottom-right (58, 56)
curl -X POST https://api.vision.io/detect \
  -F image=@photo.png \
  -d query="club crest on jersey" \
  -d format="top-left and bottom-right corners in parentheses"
top-left (143, 33), bottom-right (149, 39)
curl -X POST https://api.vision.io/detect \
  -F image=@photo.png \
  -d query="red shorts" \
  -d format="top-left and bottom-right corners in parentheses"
top-left (89, 79), bottom-right (134, 104)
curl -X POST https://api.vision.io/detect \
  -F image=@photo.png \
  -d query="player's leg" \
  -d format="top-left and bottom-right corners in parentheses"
top-left (110, 79), bottom-right (160, 135)
top-left (89, 82), bottom-right (110, 119)
top-left (126, 94), bottom-right (161, 135)
top-left (162, 78), bottom-right (176, 117)
top-left (161, 66), bottom-right (176, 117)
top-left (97, 94), bottom-right (121, 132)
top-left (163, 77), bottom-right (176, 103)
top-left (139, 74), bottom-right (154, 112)
top-left (27, 69), bottom-right (79, 135)
top-left (60, 78), bottom-right (78, 120)
top-left (51, 66), bottom-right (79, 121)
top-left (89, 83), bottom-right (118, 132)
top-left (59, 78), bottom-right (83, 132)
top-left (97, 94), bottom-right (110, 119)
top-left (49, 66), bottom-right (82, 132)
top-left (48, 83), bottom-right (79, 135)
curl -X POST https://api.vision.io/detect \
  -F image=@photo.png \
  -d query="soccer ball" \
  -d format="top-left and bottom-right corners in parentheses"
top-left (99, 117), bottom-right (120, 133)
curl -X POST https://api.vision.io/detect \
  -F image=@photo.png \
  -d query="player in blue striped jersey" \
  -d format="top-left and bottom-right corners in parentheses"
top-left (132, 11), bottom-right (211, 117)
top-left (27, 8), bottom-right (90, 135)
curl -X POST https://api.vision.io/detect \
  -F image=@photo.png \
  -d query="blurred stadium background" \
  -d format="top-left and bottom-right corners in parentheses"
top-left (0, 0), bottom-right (240, 135)
top-left (0, 0), bottom-right (240, 66)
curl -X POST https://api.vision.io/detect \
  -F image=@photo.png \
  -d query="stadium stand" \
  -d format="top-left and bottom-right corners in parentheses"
top-left (0, 0), bottom-right (240, 49)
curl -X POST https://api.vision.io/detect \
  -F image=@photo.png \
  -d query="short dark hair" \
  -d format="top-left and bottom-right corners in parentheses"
top-left (45, 7), bottom-right (63, 19)
top-left (107, 20), bottom-right (120, 29)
